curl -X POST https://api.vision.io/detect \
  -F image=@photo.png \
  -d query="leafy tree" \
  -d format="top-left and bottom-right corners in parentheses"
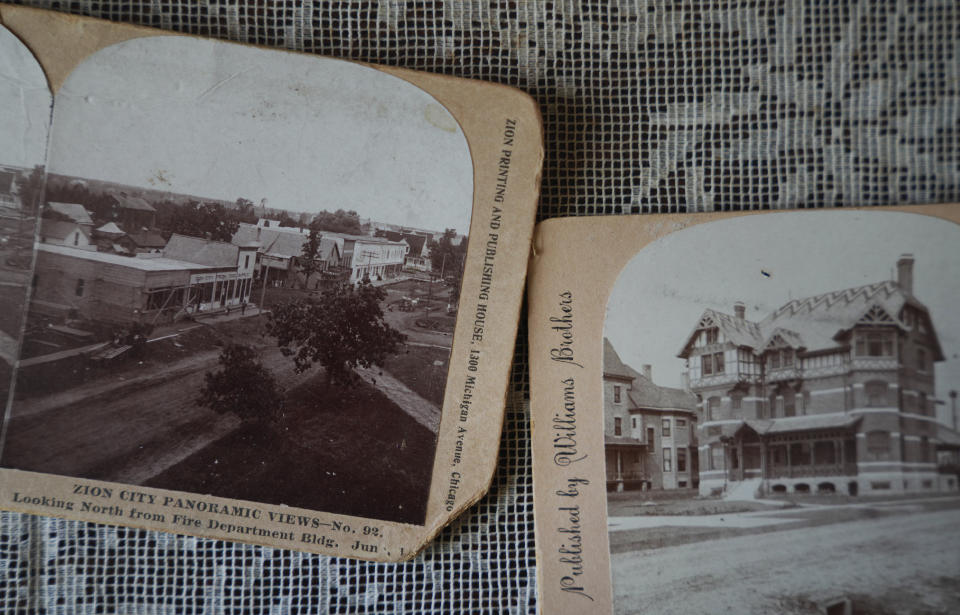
top-left (267, 281), bottom-right (405, 385)
top-left (157, 200), bottom-right (240, 242)
top-left (276, 210), bottom-right (301, 228)
top-left (234, 198), bottom-right (258, 223)
top-left (297, 223), bottom-right (324, 288)
top-left (428, 229), bottom-right (467, 278)
top-left (310, 209), bottom-right (363, 235)
top-left (198, 344), bottom-right (283, 422)
top-left (15, 165), bottom-right (46, 214)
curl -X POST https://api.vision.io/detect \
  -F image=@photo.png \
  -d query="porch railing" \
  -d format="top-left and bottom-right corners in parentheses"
top-left (767, 462), bottom-right (857, 478)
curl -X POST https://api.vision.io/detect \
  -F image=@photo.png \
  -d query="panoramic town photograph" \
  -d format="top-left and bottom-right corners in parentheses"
top-left (602, 212), bottom-right (960, 614)
top-left (0, 35), bottom-right (473, 525)
top-left (0, 26), bottom-right (51, 409)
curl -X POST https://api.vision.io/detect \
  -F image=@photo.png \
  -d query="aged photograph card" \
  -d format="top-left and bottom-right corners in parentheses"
top-left (0, 6), bottom-right (541, 561)
top-left (528, 205), bottom-right (960, 614)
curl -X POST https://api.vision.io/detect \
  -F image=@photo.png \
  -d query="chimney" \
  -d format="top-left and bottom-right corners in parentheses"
top-left (734, 301), bottom-right (745, 319)
top-left (897, 254), bottom-right (914, 294)
top-left (642, 364), bottom-right (652, 380)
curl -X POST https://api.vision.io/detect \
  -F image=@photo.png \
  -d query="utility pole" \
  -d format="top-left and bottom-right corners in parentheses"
top-left (259, 264), bottom-right (270, 319)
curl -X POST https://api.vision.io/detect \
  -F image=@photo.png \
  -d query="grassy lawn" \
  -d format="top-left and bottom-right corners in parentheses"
top-left (145, 368), bottom-right (438, 525)
top-left (606, 495), bottom-right (783, 517)
top-left (381, 344), bottom-right (450, 406)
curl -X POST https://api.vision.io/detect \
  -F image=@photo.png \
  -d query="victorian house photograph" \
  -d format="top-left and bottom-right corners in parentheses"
top-left (603, 338), bottom-right (699, 492)
top-left (679, 254), bottom-right (959, 498)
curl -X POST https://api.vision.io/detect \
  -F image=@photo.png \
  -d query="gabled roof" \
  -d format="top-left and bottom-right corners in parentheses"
top-left (47, 202), bottom-right (93, 225)
top-left (319, 236), bottom-right (342, 262)
top-left (401, 233), bottom-right (427, 255)
top-left (163, 234), bottom-right (238, 268)
top-left (678, 278), bottom-right (943, 361)
top-left (604, 338), bottom-right (698, 413)
top-left (603, 338), bottom-right (635, 380)
top-left (677, 308), bottom-right (763, 357)
top-left (94, 222), bottom-right (124, 235)
top-left (126, 231), bottom-right (167, 248)
top-left (627, 376), bottom-right (698, 414)
top-left (40, 219), bottom-right (89, 241)
top-left (264, 231), bottom-right (308, 259)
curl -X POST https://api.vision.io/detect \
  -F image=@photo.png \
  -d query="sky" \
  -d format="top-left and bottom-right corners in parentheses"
top-left (604, 210), bottom-right (960, 427)
top-left (0, 26), bottom-right (52, 169)
top-left (48, 35), bottom-right (473, 234)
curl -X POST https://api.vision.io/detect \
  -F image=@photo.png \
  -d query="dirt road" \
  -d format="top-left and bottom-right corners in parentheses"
top-left (612, 505), bottom-right (960, 614)
top-left (0, 343), bottom-right (316, 483)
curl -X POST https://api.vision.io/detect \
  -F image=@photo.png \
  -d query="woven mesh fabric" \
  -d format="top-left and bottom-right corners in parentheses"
top-left (2, 1), bottom-right (959, 612)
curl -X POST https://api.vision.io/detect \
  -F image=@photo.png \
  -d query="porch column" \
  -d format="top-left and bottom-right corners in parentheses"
top-left (760, 440), bottom-right (768, 479)
top-left (737, 440), bottom-right (744, 481)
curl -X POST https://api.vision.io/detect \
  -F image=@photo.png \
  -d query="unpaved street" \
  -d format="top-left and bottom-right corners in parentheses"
top-left (1, 342), bottom-right (317, 482)
top-left (612, 505), bottom-right (960, 614)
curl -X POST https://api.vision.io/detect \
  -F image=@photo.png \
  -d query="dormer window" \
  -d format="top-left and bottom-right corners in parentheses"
top-left (769, 349), bottom-right (794, 369)
top-left (705, 327), bottom-right (719, 344)
top-left (855, 330), bottom-right (894, 357)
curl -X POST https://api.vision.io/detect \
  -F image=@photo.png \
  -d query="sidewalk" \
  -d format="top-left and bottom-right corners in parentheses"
top-left (354, 365), bottom-right (442, 432)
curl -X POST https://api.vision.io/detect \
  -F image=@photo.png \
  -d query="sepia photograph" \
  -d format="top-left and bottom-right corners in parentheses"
top-left (0, 34), bottom-right (473, 525)
top-left (0, 26), bottom-right (50, 413)
top-left (603, 211), bottom-right (960, 613)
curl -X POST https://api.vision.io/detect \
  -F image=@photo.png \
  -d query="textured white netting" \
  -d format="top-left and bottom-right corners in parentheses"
top-left (2, 1), bottom-right (959, 612)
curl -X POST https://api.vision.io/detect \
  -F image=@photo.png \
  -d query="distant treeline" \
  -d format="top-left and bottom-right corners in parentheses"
top-left (43, 174), bottom-right (364, 241)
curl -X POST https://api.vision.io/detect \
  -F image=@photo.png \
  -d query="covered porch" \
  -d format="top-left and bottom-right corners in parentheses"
top-left (605, 435), bottom-right (649, 492)
top-left (723, 415), bottom-right (861, 492)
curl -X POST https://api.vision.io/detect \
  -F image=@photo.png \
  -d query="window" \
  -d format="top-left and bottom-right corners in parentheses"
top-left (677, 448), bottom-right (687, 472)
top-left (73, 232), bottom-right (79, 246)
top-left (866, 431), bottom-right (890, 457)
top-left (784, 394), bottom-right (796, 417)
top-left (75, 279), bottom-right (85, 297)
top-left (855, 330), bottom-right (894, 357)
top-left (647, 427), bottom-right (655, 446)
top-left (705, 328), bottom-right (719, 344)
top-left (245, 254), bottom-right (251, 269)
top-left (920, 436), bottom-right (931, 462)
top-left (700, 352), bottom-right (725, 376)
top-left (707, 396), bottom-right (720, 421)
top-left (614, 417), bottom-right (622, 436)
top-left (676, 418), bottom-right (686, 428)
top-left (769, 394), bottom-right (781, 417)
top-left (782, 350), bottom-right (794, 367)
top-left (731, 393), bottom-right (742, 410)
top-left (631, 417), bottom-right (637, 430)
top-left (918, 392), bottom-right (928, 416)
top-left (613, 385), bottom-right (621, 403)
top-left (770, 351), bottom-right (780, 369)
top-left (710, 444), bottom-right (724, 470)
top-left (865, 381), bottom-right (888, 407)
top-left (916, 348), bottom-right (927, 372)
top-left (801, 391), bottom-right (810, 415)
top-left (662, 418), bottom-right (671, 438)
top-left (662, 448), bottom-right (672, 472)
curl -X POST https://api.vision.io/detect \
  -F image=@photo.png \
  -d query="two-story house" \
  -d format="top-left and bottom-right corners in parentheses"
top-left (679, 255), bottom-right (957, 497)
top-left (604, 339), bottom-right (699, 492)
